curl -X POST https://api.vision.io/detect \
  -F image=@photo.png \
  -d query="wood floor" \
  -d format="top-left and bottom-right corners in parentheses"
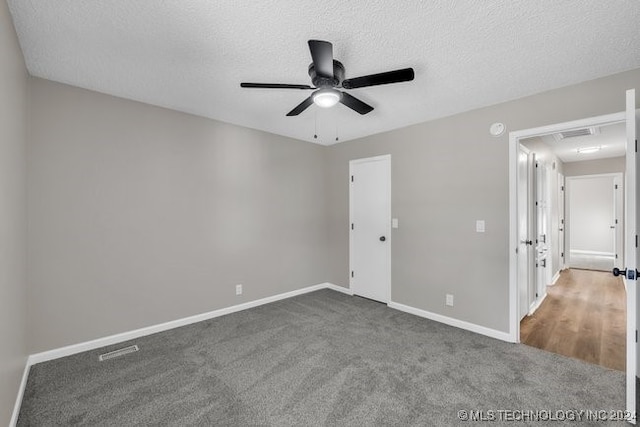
top-left (520, 268), bottom-right (626, 371)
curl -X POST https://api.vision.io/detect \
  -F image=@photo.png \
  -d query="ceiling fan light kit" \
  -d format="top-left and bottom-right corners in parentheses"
top-left (241, 39), bottom-right (415, 116)
top-left (312, 89), bottom-right (341, 108)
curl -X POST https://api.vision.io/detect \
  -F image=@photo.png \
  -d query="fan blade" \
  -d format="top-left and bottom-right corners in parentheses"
top-left (308, 40), bottom-right (334, 78)
top-left (241, 83), bottom-right (314, 90)
top-left (342, 68), bottom-right (414, 89)
top-left (340, 92), bottom-right (373, 115)
top-left (286, 96), bottom-right (314, 116)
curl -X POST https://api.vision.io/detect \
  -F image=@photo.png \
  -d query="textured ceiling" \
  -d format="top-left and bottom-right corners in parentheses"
top-left (7, 1), bottom-right (640, 145)
top-left (541, 123), bottom-right (626, 163)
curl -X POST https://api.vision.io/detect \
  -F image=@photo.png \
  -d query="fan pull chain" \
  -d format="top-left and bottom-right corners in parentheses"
top-left (313, 111), bottom-right (318, 139)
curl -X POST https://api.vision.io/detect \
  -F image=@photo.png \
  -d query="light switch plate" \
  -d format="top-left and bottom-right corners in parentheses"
top-left (446, 294), bottom-right (454, 307)
top-left (476, 220), bottom-right (485, 233)
top-left (392, 218), bottom-right (399, 229)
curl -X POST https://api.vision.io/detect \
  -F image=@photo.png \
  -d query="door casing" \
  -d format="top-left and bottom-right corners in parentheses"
top-left (509, 111), bottom-right (627, 343)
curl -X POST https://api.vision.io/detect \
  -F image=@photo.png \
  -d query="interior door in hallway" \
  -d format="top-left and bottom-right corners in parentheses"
top-left (518, 145), bottom-right (533, 319)
top-left (566, 174), bottom-right (617, 270)
top-left (349, 155), bottom-right (391, 303)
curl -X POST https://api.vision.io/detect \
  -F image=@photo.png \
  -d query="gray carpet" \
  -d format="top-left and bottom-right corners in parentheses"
top-left (18, 289), bottom-right (625, 426)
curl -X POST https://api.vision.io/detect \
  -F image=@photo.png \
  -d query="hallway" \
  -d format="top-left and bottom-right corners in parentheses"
top-left (520, 269), bottom-right (626, 371)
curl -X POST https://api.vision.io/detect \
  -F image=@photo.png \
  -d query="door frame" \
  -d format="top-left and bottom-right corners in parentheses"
top-left (348, 154), bottom-right (392, 303)
top-left (508, 111), bottom-right (626, 342)
top-left (564, 172), bottom-right (623, 269)
top-left (557, 172), bottom-right (565, 272)
top-left (517, 144), bottom-right (534, 320)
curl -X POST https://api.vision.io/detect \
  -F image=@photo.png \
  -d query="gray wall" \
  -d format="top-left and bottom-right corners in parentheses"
top-left (0, 0), bottom-right (28, 422)
top-left (28, 78), bottom-right (328, 352)
top-left (326, 68), bottom-right (640, 333)
top-left (563, 156), bottom-right (625, 176)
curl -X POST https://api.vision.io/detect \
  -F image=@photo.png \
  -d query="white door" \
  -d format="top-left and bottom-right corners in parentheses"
top-left (558, 173), bottom-right (565, 271)
top-left (518, 145), bottom-right (532, 319)
top-left (623, 88), bottom-right (638, 421)
top-left (350, 155), bottom-right (391, 303)
top-left (567, 175), bottom-right (616, 271)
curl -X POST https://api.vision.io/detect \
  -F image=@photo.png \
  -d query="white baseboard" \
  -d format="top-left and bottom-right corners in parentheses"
top-left (570, 250), bottom-right (615, 257)
top-left (551, 271), bottom-right (561, 285)
top-left (388, 301), bottom-right (513, 343)
top-left (528, 292), bottom-right (547, 316)
top-left (9, 361), bottom-right (30, 427)
top-left (28, 282), bottom-right (334, 365)
top-left (325, 283), bottom-right (353, 295)
top-left (13, 282), bottom-right (343, 424)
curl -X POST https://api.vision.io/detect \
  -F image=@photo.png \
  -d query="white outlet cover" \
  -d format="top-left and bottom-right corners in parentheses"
top-left (446, 294), bottom-right (454, 306)
top-left (235, 284), bottom-right (242, 295)
top-left (392, 218), bottom-right (399, 229)
top-left (476, 220), bottom-right (485, 233)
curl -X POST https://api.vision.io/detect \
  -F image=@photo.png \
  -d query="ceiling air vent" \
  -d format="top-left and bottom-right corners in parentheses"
top-left (553, 127), bottom-right (599, 141)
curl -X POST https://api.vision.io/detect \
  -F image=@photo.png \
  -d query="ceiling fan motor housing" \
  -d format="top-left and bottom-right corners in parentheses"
top-left (308, 60), bottom-right (344, 88)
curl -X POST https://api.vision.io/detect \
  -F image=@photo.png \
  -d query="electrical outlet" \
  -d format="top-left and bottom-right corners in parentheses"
top-left (446, 294), bottom-right (454, 307)
top-left (235, 284), bottom-right (243, 296)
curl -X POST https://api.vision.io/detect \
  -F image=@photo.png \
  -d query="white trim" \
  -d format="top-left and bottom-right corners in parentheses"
top-left (551, 270), bottom-right (561, 285)
top-left (388, 301), bottom-right (513, 343)
top-left (9, 362), bottom-right (30, 427)
top-left (326, 283), bottom-right (353, 295)
top-left (565, 172), bottom-right (623, 180)
top-left (509, 111), bottom-right (626, 344)
top-left (569, 250), bottom-right (615, 256)
top-left (27, 282), bottom-right (333, 365)
top-left (528, 292), bottom-right (547, 316)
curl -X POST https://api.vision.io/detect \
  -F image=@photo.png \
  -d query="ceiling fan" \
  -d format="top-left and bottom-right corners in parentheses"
top-left (240, 40), bottom-right (415, 116)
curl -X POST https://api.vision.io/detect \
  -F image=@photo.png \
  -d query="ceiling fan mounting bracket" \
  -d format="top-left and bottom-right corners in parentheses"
top-left (308, 60), bottom-right (344, 88)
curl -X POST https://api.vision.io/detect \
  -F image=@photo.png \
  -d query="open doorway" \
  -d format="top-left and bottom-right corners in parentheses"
top-left (511, 116), bottom-right (628, 370)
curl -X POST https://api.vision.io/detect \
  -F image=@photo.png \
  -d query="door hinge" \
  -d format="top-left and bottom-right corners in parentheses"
top-left (535, 201), bottom-right (538, 206)
top-left (351, 271), bottom-right (354, 278)
top-left (351, 223), bottom-right (354, 230)
top-left (561, 252), bottom-right (564, 258)
top-left (615, 219), bottom-right (618, 224)
top-left (351, 175), bottom-right (354, 182)
top-left (636, 235), bottom-right (638, 248)
top-left (615, 184), bottom-right (619, 190)
top-left (635, 139), bottom-right (637, 153)
top-left (615, 253), bottom-right (618, 259)
top-left (535, 162), bottom-right (539, 168)
top-left (515, 248), bottom-right (518, 254)
top-left (536, 293), bottom-right (538, 298)
top-left (636, 330), bottom-right (638, 343)
top-left (561, 219), bottom-right (564, 225)
top-left (561, 185), bottom-right (564, 191)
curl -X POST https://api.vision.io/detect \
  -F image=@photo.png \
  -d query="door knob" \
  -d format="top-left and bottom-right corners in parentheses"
top-left (379, 236), bottom-right (386, 242)
top-left (520, 240), bottom-right (533, 246)
top-left (613, 268), bottom-right (639, 280)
